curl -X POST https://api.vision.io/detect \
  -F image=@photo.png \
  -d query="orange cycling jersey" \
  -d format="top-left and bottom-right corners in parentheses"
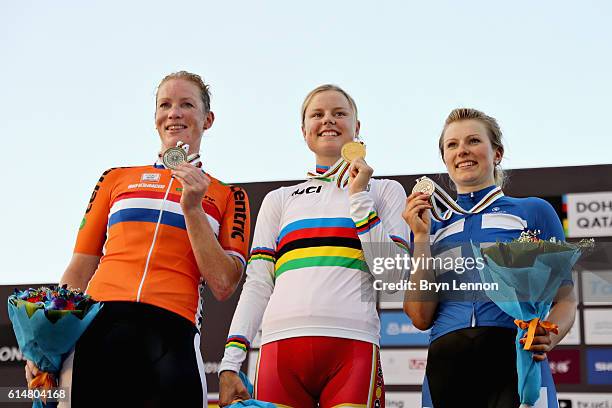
top-left (74, 164), bottom-right (250, 326)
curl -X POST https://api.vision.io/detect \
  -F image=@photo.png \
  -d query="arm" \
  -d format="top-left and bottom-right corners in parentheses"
top-left (172, 163), bottom-right (248, 301)
top-left (348, 159), bottom-right (411, 286)
top-left (521, 284), bottom-right (578, 361)
top-left (218, 191), bottom-right (280, 406)
top-left (521, 198), bottom-right (578, 360)
top-left (402, 191), bottom-right (438, 330)
top-left (59, 253), bottom-right (101, 290)
top-left (27, 169), bottom-right (112, 382)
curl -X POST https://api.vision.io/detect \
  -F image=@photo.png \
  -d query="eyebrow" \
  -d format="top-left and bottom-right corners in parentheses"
top-left (309, 106), bottom-right (350, 112)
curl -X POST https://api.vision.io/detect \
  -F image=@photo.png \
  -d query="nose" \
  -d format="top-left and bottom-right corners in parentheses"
top-left (323, 113), bottom-right (336, 125)
top-left (168, 106), bottom-right (183, 119)
top-left (457, 140), bottom-right (470, 156)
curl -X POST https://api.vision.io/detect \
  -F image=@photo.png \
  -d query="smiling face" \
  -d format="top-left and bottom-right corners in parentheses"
top-left (301, 90), bottom-right (360, 166)
top-left (442, 119), bottom-right (502, 193)
top-left (155, 78), bottom-right (213, 154)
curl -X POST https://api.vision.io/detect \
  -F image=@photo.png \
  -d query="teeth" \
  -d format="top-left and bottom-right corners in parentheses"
top-left (321, 131), bottom-right (338, 136)
top-left (168, 125), bottom-right (186, 130)
top-left (458, 161), bottom-right (476, 168)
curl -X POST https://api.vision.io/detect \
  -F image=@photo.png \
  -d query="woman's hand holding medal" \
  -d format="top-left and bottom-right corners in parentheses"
top-left (172, 162), bottom-right (211, 211)
top-left (162, 141), bottom-right (210, 211)
top-left (343, 141), bottom-right (373, 196)
top-left (403, 185), bottom-right (433, 241)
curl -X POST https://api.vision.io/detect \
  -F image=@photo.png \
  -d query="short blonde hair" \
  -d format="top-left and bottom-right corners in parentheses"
top-left (439, 108), bottom-right (506, 187)
top-left (156, 71), bottom-right (211, 113)
top-left (301, 84), bottom-right (358, 125)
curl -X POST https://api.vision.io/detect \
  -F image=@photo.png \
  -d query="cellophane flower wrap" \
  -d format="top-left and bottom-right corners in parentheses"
top-left (472, 232), bottom-right (592, 407)
top-left (7, 285), bottom-right (101, 407)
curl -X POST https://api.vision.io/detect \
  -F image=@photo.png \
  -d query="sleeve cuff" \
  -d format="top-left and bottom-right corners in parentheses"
top-left (218, 360), bottom-right (242, 375)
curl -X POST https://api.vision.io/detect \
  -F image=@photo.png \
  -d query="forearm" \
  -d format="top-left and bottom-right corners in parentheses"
top-left (183, 206), bottom-right (241, 300)
top-left (220, 266), bottom-right (274, 373)
top-left (59, 253), bottom-right (100, 291)
top-left (547, 288), bottom-right (578, 349)
top-left (403, 237), bottom-right (438, 330)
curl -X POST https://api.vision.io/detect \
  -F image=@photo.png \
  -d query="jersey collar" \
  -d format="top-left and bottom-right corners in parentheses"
top-left (457, 185), bottom-right (499, 206)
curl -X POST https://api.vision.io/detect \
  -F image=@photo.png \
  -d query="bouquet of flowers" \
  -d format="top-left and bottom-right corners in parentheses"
top-left (7, 285), bottom-right (101, 407)
top-left (472, 231), bottom-right (592, 407)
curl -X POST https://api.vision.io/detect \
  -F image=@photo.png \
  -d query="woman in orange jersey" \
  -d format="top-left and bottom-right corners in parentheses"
top-left (25, 71), bottom-right (251, 407)
top-left (218, 85), bottom-right (410, 407)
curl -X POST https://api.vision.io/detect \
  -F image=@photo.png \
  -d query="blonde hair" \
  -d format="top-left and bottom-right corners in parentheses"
top-left (439, 108), bottom-right (506, 187)
top-left (301, 84), bottom-right (358, 125)
top-left (156, 71), bottom-right (211, 113)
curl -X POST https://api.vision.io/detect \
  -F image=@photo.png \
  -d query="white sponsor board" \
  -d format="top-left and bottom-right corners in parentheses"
top-left (380, 349), bottom-right (428, 385)
top-left (557, 392), bottom-right (612, 407)
top-left (565, 192), bottom-right (612, 238)
top-left (582, 270), bottom-right (612, 306)
top-left (584, 309), bottom-right (612, 345)
top-left (558, 312), bottom-right (581, 345)
top-left (386, 392), bottom-right (421, 407)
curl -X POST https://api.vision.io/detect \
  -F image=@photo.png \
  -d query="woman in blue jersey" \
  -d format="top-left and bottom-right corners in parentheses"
top-left (218, 85), bottom-right (411, 407)
top-left (403, 108), bottom-right (577, 408)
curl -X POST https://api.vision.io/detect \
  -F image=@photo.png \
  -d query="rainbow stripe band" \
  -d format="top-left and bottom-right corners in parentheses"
top-left (225, 335), bottom-right (250, 352)
top-left (315, 164), bottom-right (330, 174)
top-left (274, 217), bottom-right (366, 279)
top-left (248, 247), bottom-right (276, 264)
top-left (390, 235), bottom-right (410, 252)
top-left (355, 211), bottom-right (381, 235)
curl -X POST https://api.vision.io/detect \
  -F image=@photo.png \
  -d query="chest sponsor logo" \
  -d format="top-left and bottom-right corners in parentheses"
top-left (291, 186), bottom-right (322, 196)
top-left (127, 183), bottom-right (166, 189)
top-left (140, 173), bottom-right (161, 182)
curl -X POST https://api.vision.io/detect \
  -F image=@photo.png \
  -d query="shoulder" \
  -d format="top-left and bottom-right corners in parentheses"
top-left (94, 165), bottom-right (140, 184)
top-left (206, 173), bottom-right (249, 201)
top-left (370, 178), bottom-right (407, 197)
top-left (503, 195), bottom-right (557, 216)
top-left (503, 195), bottom-right (563, 237)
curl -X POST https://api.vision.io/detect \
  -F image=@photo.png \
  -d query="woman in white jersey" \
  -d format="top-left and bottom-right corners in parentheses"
top-left (218, 85), bottom-right (411, 407)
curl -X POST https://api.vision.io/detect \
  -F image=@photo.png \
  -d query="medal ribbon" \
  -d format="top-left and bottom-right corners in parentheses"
top-left (307, 157), bottom-right (350, 188)
top-left (421, 177), bottom-right (504, 221)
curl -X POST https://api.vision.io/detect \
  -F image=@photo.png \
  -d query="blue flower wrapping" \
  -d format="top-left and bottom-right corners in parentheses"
top-left (7, 300), bottom-right (102, 407)
top-left (225, 371), bottom-right (277, 407)
top-left (473, 242), bottom-right (580, 406)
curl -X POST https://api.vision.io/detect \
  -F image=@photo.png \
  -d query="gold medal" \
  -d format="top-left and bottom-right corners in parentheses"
top-left (412, 176), bottom-right (435, 196)
top-left (162, 146), bottom-right (188, 169)
top-left (341, 141), bottom-right (366, 163)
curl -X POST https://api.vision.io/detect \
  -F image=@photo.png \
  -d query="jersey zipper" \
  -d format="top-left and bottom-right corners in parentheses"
top-left (136, 176), bottom-right (175, 301)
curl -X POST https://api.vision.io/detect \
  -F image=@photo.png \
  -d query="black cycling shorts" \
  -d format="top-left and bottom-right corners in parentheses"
top-left (425, 326), bottom-right (519, 408)
top-left (66, 301), bottom-right (206, 407)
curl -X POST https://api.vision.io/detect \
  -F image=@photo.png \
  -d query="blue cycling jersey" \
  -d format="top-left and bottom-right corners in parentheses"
top-left (428, 185), bottom-right (566, 342)
top-left (421, 185), bottom-right (567, 408)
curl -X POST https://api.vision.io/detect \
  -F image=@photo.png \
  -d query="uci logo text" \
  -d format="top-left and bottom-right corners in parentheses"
top-left (292, 186), bottom-right (322, 196)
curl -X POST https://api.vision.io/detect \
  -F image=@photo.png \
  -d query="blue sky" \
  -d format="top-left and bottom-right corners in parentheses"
top-left (1, 0), bottom-right (610, 284)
